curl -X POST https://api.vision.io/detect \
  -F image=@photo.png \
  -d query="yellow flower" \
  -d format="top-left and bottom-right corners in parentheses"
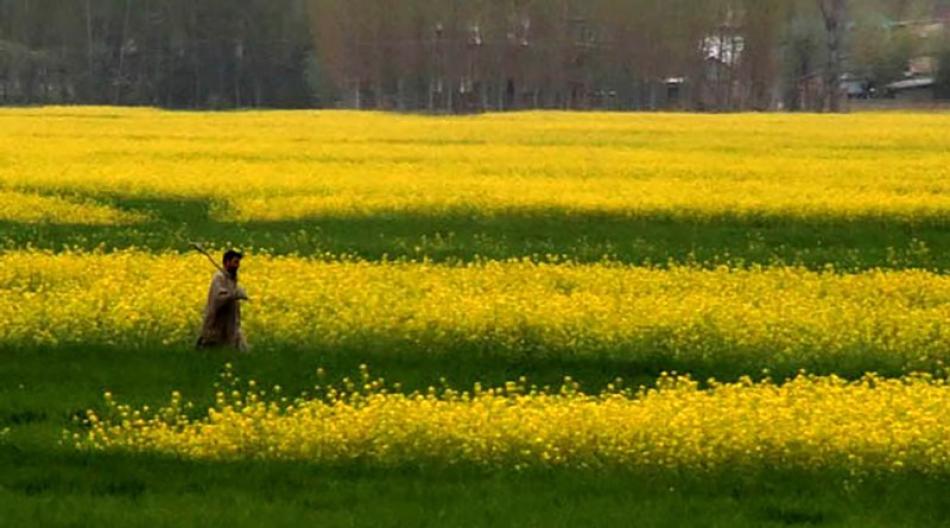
top-left (76, 373), bottom-right (950, 475)
top-left (0, 108), bottom-right (948, 223)
top-left (1, 250), bottom-right (949, 370)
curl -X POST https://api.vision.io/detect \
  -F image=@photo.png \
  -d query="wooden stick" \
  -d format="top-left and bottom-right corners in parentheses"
top-left (189, 242), bottom-right (227, 276)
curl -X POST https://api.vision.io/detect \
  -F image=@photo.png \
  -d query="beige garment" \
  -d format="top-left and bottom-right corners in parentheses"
top-left (197, 270), bottom-right (248, 351)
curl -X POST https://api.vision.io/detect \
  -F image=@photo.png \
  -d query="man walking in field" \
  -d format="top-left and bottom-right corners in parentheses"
top-left (196, 249), bottom-right (250, 352)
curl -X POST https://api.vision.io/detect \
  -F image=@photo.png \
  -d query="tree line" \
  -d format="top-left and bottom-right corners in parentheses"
top-left (1, 0), bottom-right (947, 111)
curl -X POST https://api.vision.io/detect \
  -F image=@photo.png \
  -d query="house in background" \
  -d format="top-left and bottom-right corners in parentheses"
top-left (875, 2), bottom-right (949, 103)
top-left (885, 76), bottom-right (937, 100)
top-left (841, 73), bottom-right (871, 99)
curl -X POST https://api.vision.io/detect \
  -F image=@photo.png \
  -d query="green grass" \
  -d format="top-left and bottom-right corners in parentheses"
top-left (3, 345), bottom-right (950, 526)
top-left (4, 179), bottom-right (950, 524)
top-left (4, 447), bottom-right (950, 527)
top-left (1, 195), bottom-right (947, 270)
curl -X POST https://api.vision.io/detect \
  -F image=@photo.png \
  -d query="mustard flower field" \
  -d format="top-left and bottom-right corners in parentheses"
top-left (2, 108), bottom-right (950, 527)
top-left (78, 368), bottom-right (950, 476)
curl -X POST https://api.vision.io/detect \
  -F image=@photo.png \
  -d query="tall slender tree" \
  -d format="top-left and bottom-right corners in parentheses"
top-left (818, 0), bottom-right (847, 111)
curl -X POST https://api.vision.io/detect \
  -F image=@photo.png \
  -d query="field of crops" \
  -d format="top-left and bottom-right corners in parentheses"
top-left (79, 369), bottom-right (950, 476)
top-left (3, 108), bottom-right (950, 527)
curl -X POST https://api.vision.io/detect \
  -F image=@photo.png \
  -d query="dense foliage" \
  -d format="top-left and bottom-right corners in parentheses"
top-left (0, 0), bottom-right (946, 110)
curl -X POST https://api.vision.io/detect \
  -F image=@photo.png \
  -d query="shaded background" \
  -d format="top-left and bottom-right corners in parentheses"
top-left (0, 0), bottom-right (949, 111)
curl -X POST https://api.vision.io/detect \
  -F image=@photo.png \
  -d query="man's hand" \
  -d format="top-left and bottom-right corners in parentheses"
top-left (235, 287), bottom-right (249, 301)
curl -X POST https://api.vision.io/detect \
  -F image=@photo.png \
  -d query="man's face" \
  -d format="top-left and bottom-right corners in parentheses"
top-left (225, 257), bottom-right (241, 275)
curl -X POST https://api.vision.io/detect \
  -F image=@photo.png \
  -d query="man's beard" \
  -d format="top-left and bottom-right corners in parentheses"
top-left (228, 269), bottom-right (238, 282)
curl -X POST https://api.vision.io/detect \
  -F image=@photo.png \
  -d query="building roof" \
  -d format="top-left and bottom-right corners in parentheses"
top-left (885, 77), bottom-right (935, 91)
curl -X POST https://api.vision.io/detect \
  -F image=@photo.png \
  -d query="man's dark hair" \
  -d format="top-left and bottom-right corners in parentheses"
top-left (223, 250), bottom-right (244, 264)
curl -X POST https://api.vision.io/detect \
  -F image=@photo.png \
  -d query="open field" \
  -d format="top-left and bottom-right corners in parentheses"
top-left (4, 250), bottom-right (950, 377)
top-left (3, 108), bottom-right (950, 268)
top-left (3, 108), bottom-right (950, 526)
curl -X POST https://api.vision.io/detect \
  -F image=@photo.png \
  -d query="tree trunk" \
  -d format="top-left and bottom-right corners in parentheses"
top-left (447, 79), bottom-right (454, 113)
top-left (85, 0), bottom-right (94, 98)
top-left (396, 77), bottom-right (405, 111)
top-left (818, 0), bottom-right (847, 113)
top-left (114, 0), bottom-right (132, 104)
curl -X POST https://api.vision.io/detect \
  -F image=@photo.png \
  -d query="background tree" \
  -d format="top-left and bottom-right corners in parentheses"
top-left (817, 0), bottom-right (848, 111)
top-left (0, 0), bottom-right (944, 110)
top-left (936, 38), bottom-right (950, 98)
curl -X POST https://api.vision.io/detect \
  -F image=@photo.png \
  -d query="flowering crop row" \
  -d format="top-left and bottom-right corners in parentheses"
top-left (1, 108), bottom-right (948, 223)
top-left (2, 250), bottom-right (948, 372)
top-left (75, 369), bottom-right (950, 475)
top-left (0, 190), bottom-right (145, 225)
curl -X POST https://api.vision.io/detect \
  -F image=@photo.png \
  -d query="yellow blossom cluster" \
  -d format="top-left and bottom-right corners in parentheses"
top-left (0, 190), bottom-right (146, 225)
top-left (2, 250), bottom-right (949, 369)
top-left (1, 107), bottom-right (948, 223)
top-left (75, 370), bottom-right (950, 474)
